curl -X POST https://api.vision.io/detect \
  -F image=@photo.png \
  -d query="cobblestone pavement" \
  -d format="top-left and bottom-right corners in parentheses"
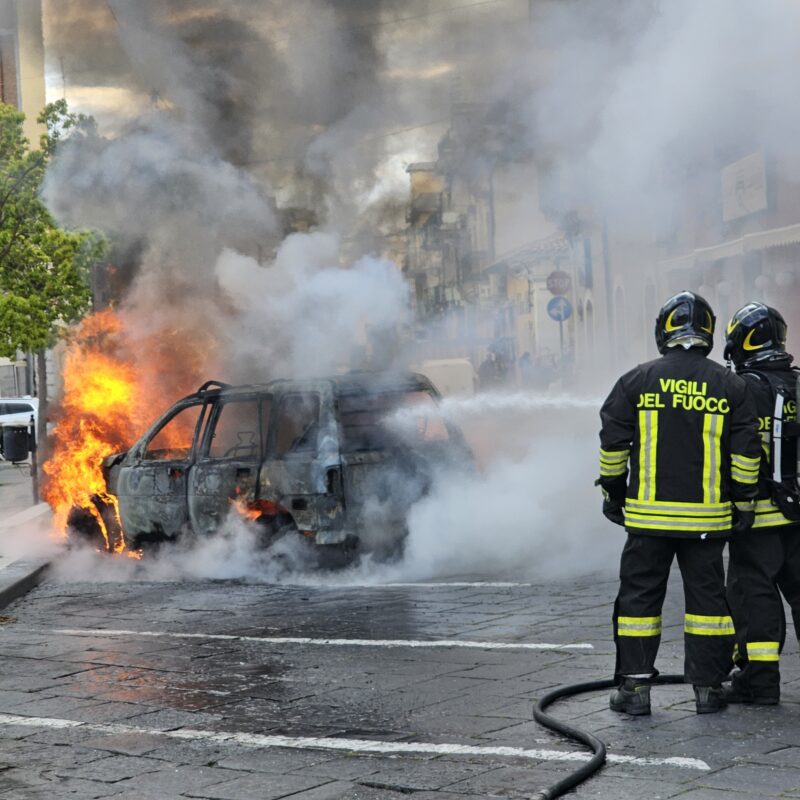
top-left (0, 564), bottom-right (799, 799)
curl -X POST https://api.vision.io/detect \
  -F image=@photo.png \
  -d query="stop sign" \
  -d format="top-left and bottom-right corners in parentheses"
top-left (546, 270), bottom-right (571, 296)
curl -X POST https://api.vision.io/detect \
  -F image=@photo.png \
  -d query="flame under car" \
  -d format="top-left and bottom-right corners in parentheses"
top-left (89, 372), bottom-right (471, 559)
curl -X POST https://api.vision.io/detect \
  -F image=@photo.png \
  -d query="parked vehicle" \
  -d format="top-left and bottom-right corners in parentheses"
top-left (85, 372), bottom-right (472, 560)
top-left (417, 358), bottom-right (477, 396)
top-left (0, 397), bottom-right (37, 428)
top-left (0, 398), bottom-right (37, 463)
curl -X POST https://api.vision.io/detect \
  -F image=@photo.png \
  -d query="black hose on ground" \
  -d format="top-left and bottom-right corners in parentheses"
top-left (529, 673), bottom-right (686, 800)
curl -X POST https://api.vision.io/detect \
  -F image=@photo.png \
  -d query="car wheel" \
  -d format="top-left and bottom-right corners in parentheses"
top-left (66, 495), bottom-right (124, 553)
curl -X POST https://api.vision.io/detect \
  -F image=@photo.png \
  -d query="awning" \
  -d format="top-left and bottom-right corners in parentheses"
top-left (659, 222), bottom-right (800, 270)
top-left (694, 239), bottom-right (744, 262)
top-left (743, 222), bottom-right (800, 252)
top-left (488, 232), bottom-right (570, 275)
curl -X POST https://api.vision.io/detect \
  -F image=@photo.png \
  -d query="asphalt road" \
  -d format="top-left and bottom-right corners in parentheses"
top-left (1, 566), bottom-right (800, 799)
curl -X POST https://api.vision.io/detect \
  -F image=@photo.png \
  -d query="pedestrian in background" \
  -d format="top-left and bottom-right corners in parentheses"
top-left (598, 291), bottom-right (761, 715)
top-left (724, 303), bottom-right (800, 705)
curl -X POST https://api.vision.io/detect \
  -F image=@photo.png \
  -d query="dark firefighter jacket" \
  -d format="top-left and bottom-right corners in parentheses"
top-left (738, 358), bottom-right (799, 529)
top-left (599, 348), bottom-right (761, 537)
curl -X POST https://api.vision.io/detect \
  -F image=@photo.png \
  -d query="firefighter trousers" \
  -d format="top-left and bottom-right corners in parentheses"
top-left (613, 533), bottom-right (733, 686)
top-left (727, 524), bottom-right (800, 696)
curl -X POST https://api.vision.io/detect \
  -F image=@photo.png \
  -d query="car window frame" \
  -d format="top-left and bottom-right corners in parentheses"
top-left (198, 393), bottom-right (267, 463)
top-left (269, 390), bottom-right (323, 460)
top-left (136, 399), bottom-right (208, 464)
top-left (337, 387), bottom-right (449, 452)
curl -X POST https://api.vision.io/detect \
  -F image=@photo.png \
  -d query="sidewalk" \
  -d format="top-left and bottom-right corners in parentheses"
top-left (0, 460), bottom-right (37, 519)
top-left (0, 461), bottom-right (53, 604)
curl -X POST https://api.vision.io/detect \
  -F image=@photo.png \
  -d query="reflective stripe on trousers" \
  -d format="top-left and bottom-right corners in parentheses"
top-left (746, 641), bottom-right (780, 662)
top-left (617, 615), bottom-right (662, 637)
top-left (684, 613), bottom-right (735, 636)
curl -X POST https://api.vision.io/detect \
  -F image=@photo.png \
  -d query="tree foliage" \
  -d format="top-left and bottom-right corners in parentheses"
top-left (0, 100), bottom-right (104, 358)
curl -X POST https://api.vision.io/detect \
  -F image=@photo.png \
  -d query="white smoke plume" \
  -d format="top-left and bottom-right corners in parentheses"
top-left (47, 392), bottom-right (619, 586)
top-left (216, 236), bottom-right (410, 380)
top-left (50, 510), bottom-right (319, 584)
top-left (526, 0), bottom-right (800, 232)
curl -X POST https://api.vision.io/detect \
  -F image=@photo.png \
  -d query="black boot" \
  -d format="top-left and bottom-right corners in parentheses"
top-left (609, 678), bottom-right (651, 716)
top-left (694, 685), bottom-right (727, 714)
top-left (722, 681), bottom-right (779, 706)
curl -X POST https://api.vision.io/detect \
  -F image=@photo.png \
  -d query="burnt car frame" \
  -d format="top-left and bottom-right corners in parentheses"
top-left (97, 371), bottom-right (470, 557)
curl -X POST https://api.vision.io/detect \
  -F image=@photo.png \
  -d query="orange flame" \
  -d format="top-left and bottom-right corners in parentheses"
top-left (230, 496), bottom-right (262, 521)
top-left (43, 311), bottom-right (141, 553)
top-left (43, 308), bottom-right (221, 555)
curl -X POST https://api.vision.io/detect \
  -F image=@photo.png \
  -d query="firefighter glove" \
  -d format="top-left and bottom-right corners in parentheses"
top-left (595, 477), bottom-right (626, 526)
top-left (731, 501), bottom-right (756, 535)
top-left (602, 500), bottom-right (625, 526)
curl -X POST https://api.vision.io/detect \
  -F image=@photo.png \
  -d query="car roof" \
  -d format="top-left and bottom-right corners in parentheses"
top-left (186, 372), bottom-right (438, 403)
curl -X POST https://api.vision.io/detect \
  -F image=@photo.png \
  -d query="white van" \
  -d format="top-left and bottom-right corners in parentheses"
top-left (0, 397), bottom-right (38, 428)
top-left (418, 359), bottom-right (477, 397)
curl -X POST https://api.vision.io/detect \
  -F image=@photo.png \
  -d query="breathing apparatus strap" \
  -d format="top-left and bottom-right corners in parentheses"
top-left (773, 389), bottom-right (784, 484)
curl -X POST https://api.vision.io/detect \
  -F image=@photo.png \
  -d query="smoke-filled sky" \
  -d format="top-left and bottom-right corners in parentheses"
top-left (38, 0), bottom-right (800, 391)
top-left (43, 0), bottom-right (535, 232)
top-left (43, 0), bottom-right (800, 237)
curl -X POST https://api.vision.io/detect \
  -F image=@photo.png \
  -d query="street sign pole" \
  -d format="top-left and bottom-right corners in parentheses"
top-left (547, 271), bottom-right (572, 362)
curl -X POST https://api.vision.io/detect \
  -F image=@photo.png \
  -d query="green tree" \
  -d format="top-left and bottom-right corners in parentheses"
top-left (0, 100), bottom-right (105, 469)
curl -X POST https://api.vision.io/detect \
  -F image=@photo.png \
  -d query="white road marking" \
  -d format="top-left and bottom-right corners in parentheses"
top-left (0, 713), bottom-right (709, 770)
top-left (50, 628), bottom-right (593, 651)
top-left (379, 581), bottom-right (535, 588)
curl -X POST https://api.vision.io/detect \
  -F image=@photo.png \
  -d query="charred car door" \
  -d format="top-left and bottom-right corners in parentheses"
top-left (115, 399), bottom-right (207, 539)
top-left (187, 394), bottom-right (268, 536)
top-left (258, 384), bottom-right (345, 542)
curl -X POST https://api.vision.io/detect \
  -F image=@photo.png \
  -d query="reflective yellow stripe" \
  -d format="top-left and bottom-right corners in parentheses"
top-left (600, 448), bottom-right (630, 478)
top-left (625, 499), bottom-right (733, 531)
top-left (752, 498), bottom-right (794, 528)
top-left (753, 513), bottom-right (791, 528)
top-left (684, 613), bottom-right (735, 636)
top-left (752, 514), bottom-right (788, 528)
top-left (625, 514), bottom-right (732, 532)
top-left (731, 453), bottom-right (760, 469)
top-left (730, 451), bottom-right (759, 486)
top-left (747, 641), bottom-right (780, 662)
top-left (618, 615), bottom-right (662, 637)
top-left (731, 467), bottom-right (759, 485)
top-left (600, 448), bottom-right (630, 462)
top-left (600, 464), bottom-right (627, 477)
top-left (637, 410), bottom-right (658, 502)
top-left (702, 413), bottom-right (723, 504)
top-left (625, 499), bottom-right (731, 516)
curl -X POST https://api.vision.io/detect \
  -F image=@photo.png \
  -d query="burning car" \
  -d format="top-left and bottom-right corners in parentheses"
top-left (74, 371), bottom-right (471, 560)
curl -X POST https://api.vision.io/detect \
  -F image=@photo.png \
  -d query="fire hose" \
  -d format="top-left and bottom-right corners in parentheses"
top-left (529, 673), bottom-right (685, 800)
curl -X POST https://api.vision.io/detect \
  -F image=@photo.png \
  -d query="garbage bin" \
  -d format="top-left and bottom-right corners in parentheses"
top-left (2, 424), bottom-right (29, 463)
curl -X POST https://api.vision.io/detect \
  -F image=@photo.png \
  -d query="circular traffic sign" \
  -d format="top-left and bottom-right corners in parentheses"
top-left (547, 296), bottom-right (573, 322)
top-left (546, 270), bottom-right (572, 296)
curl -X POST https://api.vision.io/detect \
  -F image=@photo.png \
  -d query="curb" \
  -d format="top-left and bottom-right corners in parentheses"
top-left (0, 503), bottom-right (53, 609)
top-left (0, 558), bottom-right (49, 611)
top-left (0, 502), bottom-right (51, 531)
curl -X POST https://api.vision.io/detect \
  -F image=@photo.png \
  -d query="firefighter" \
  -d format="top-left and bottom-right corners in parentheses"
top-left (598, 291), bottom-right (761, 715)
top-left (723, 303), bottom-right (800, 705)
